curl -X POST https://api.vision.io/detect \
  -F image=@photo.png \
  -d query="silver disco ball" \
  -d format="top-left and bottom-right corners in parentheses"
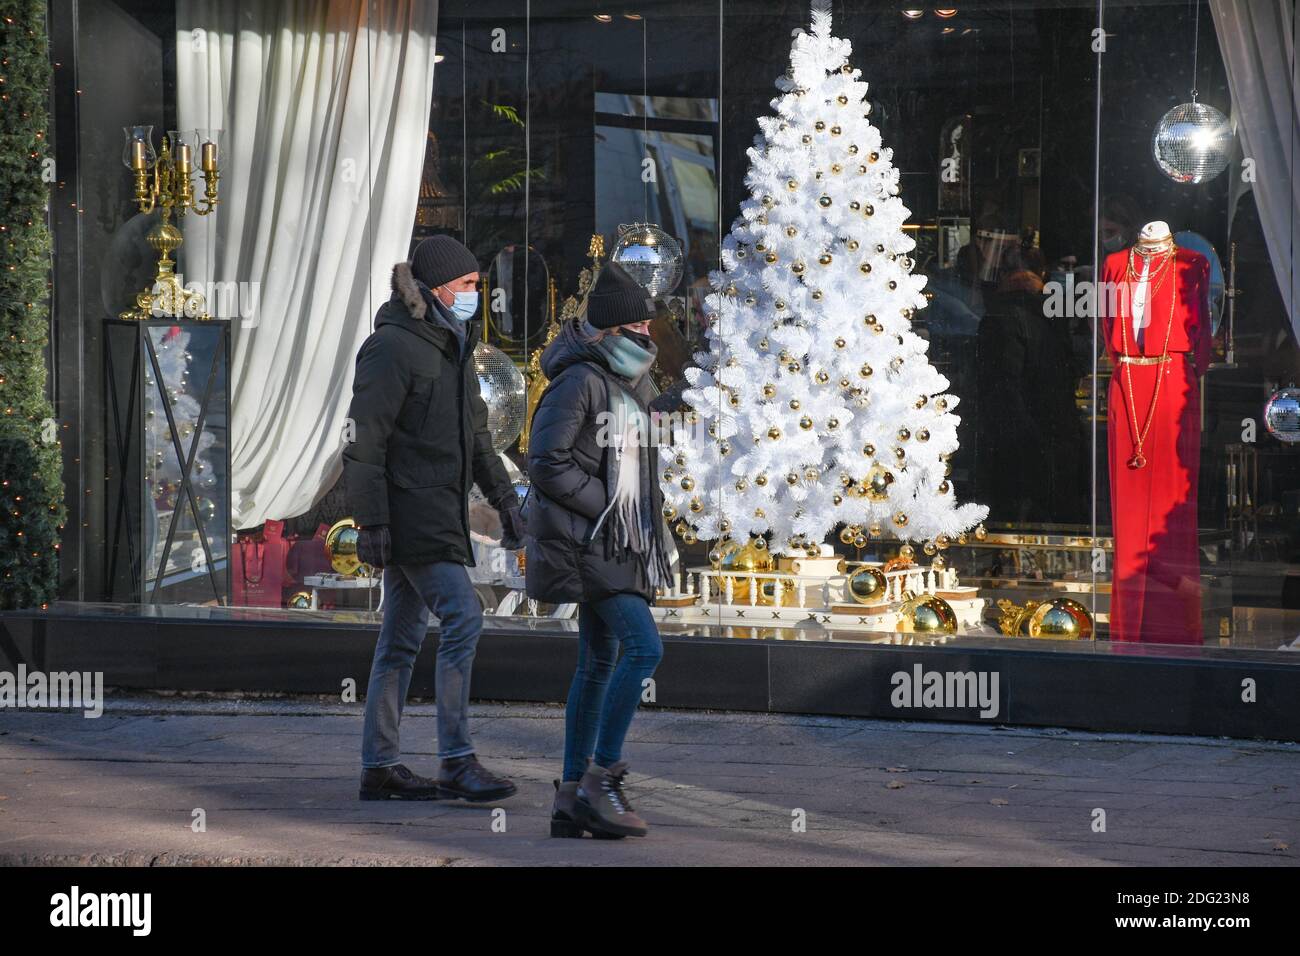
top-left (610, 222), bottom-right (684, 297)
top-left (473, 341), bottom-right (527, 452)
top-left (1152, 101), bottom-right (1233, 184)
top-left (1264, 387), bottom-right (1300, 444)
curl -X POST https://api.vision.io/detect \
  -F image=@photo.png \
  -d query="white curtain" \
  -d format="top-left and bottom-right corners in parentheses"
top-left (1210, 0), bottom-right (1299, 341)
top-left (176, 0), bottom-right (439, 529)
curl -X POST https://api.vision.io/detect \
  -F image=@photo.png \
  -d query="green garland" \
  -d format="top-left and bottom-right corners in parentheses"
top-left (0, 0), bottom-right (63, 609)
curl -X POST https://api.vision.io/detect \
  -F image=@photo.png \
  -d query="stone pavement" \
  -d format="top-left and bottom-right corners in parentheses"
top-left (0, 695), bottom-right (1296, 866)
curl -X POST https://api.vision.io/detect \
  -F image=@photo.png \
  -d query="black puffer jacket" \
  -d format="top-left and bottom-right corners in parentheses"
top-left (342, 263), bottom-right (515, 566)
top-left (524, 323), bottom-right (667, 603)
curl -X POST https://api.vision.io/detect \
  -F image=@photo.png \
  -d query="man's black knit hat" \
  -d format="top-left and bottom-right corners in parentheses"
top-left (585, 261), bottom-right (655, 330)
top-left (411, 235), bottom-right (480, 289)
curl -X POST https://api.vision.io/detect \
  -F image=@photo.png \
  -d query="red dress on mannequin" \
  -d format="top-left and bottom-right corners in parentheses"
top-left (1101, 246), bottom-right (1212, 645)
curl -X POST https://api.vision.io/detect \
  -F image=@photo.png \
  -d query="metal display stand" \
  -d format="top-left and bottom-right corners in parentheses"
top-left (105, 318), bottom-right (232, 605)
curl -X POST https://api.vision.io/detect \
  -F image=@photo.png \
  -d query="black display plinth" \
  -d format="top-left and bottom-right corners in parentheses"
top-left (105, 319), bottom-right (231, 604)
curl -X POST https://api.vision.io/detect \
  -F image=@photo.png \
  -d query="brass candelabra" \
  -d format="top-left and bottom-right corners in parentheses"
top-left (120, 126), bottom-right (222, 320)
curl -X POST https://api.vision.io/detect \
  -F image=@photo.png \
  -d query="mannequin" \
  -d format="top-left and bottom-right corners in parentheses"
top-left (1101, 221), bottom-right (1211, 645)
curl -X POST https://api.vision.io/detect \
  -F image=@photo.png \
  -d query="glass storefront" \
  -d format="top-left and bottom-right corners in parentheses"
top-left (41, 0), bottom-right (1300, 658)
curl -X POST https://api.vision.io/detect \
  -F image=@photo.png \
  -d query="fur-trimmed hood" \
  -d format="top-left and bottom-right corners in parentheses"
top-left (390, 261), bottom-right (428, 320)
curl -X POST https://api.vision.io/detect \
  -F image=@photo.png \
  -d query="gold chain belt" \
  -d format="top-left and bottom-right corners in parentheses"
top-left (1117, 354), bottom-right (1177, 366)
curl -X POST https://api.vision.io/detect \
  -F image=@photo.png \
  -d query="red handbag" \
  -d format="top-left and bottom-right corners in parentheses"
top-left (232, 519), bottom-right (292, 607)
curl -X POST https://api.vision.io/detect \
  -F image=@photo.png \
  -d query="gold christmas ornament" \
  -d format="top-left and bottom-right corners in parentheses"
top-left (932, 555), bottom-right (946, 570)
top-left (683, 530), bottom-right (698, 545)
top-left (839, 527), bottom-right (855, 545)
top-left (938, 480), bottom-right (951, 494)
top-left (897, 593), bottom-right (958, 635)
top-left (814, 121), bottom-right (826, 131)
top-left (860, 363), bottom-right (873, 377)
top-left (923, 541), bottom-right (937, 556)
top-left (792, 260), bottom-right (806, 274)
top-left (864, 463), bottom-right (894, 501)
top-left (860, 263), bottom-right (872, 275)
top-left (735, 478), bottom-right (749, 491)
top-left (1029, 598), bottom-right (1094, 640)
top-left (818, 195), bottom-right (832, 207)
top-left (689, 497), bottom-right (704, 513)
top-left (755, 473), bottom-right (769, 486)
top-left (325, 519), bottom-right (365, 576)
top-left (898, 428), bottom-right (910, 441)
top-left (853, 534), bottom-right (868, 548)
top-left (758, 578), bottom-right (798, 607)
top-left (789, 398), bottom-right (801, 410)
top-left (787, 178), bottom-right (799, 191)
top-left (819, 253), bottom-right (833, 265)
top-left (765, 252), bottom-right (777, 264)
top-left (799, 416), bottom-right (813, 430)
top-left (786, 472), bottom-right (800, 486)
top-left (767, 427), bottom-right (782, 440)
top-left (815, 370), bottom-right (830, 384)
top-left (837, 94), bottom-right (849, 105)
top-left (863, 204), bottom-right (874, 217)
top-left (974, 523), bottom-right (987, 541)
top-left (804, 466), bottom-right (820, 481)
top-left (681, 476), bottom-right (695, 491)
top-left (869, 150), bottom-right (880, 163)
top-left (827, 417), bottom-right (839, 429)
top-left (862, 442), bottom-right (875, 456)
top-left (761, 194), bottom-right (774, 207)
top-left (847, 565), bottom-right (887, 604)
top-left (834, 337), bottom-right (846, 349)
top-left (762, 383), bottom-right (777, 398)
top-left (830, 125), bottom-right (842, 136)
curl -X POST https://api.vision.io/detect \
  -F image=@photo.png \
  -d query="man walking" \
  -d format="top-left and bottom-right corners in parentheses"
top-left (345, 235), bottom-right (526, 802)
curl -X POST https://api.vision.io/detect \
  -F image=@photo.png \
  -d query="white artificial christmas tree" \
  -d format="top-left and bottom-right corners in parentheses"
top-left (662, 0), bottom-right (987, 557)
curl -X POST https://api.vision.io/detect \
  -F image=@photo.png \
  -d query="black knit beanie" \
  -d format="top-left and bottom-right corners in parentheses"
top-left (585, 261), bottom-right (655, 330)
top-left (411, 235), bottom-right (480, 289)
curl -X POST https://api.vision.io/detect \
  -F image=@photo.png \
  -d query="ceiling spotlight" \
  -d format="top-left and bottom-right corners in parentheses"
top-left (941, 26), bottom-right (955, 34)
top-left (594, 14), bottom-right (613, 22)
top-left (935, 7), bottom-right (959, 16)
top-left (901, 8), bottom-right (925, 19)
top-left (433, 53), bottom-right (445, 63)
top-left (624, 12), bottom-right (643, 19)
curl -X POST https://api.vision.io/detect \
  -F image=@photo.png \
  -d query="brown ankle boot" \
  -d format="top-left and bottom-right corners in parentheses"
top-left (552, 779), bottom-right (625, 839)
top-left (576, 761), bottom-right (648, 838)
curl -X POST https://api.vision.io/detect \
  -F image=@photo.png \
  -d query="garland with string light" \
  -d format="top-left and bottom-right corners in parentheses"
top-left (0, 0), bottom-right (63, 609)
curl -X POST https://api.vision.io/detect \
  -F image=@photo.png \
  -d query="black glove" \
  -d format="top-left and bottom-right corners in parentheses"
top-left (498, 504), bottom-right (527, 551)
top-left (356, 525), bottom-right (392, 570)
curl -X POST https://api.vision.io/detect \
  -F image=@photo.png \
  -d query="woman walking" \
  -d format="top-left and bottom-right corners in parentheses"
top-left (525, 262), bottom-right (674, 840)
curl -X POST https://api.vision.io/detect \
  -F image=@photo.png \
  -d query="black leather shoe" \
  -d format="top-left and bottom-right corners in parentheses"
top-left (359, 763), bottom-right (441, 801)
top-left (436, 755), bottom-right (518, 802)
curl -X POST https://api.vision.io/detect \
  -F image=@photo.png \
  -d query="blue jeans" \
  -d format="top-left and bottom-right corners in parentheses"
top-left (362, 562), bottom-right (482, 766)
top-left (562, 593), bottom-right (663, 782)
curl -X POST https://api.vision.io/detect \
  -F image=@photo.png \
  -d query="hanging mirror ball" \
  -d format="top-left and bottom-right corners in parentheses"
top-left (1152, 101), bottom-right (1233, 184)
top-left (610, 223), bottom-right (684, 297)
top-left (473, 341), bottom-right (527, 452)
top-left (1264, 386), bottom-right (1300, 444)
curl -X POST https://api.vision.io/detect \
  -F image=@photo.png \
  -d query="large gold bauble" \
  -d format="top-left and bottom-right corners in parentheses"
top-left (864, 463), bottom-right (894, 501)
top-left (721, 539), bottom-right (775, 604)
top-left (897, 593), bottom-right (958, 635)
top-left (847, 565), bottom-right (887, 604)
top-left (325, 518), bottom-right (364, 576)
top-left (1029, 598), bottom-right (1094, 640)
top-left (758, 577), bottom-right (798, 607)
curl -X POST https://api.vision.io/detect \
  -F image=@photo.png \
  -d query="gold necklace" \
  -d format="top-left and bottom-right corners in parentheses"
top-left (1119, 245), bottom-right (1177, 469)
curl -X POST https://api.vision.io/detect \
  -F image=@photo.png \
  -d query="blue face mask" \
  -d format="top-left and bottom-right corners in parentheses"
top-left (447, 290), bottom-right (478, 322)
